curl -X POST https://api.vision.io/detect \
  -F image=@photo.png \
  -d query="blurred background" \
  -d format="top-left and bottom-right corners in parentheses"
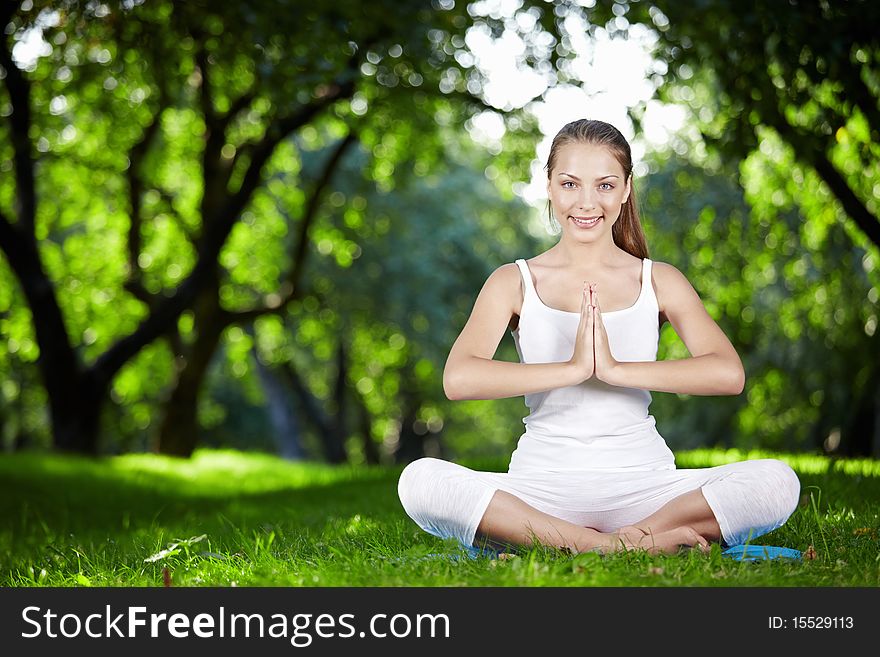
top-left (0, 0), bottom-right (877, 463)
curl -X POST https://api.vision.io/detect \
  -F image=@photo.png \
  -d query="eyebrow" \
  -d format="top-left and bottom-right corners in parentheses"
top-left (557, 172), bottom-right (619, 181)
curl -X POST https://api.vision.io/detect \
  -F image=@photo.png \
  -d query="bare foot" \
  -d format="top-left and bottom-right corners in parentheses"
top-left (639, 526), bottom-right (710, 555)
top-left (610, 525), bottom-right (649, 550)
top-left (605, 525), bottom-right (709, 555)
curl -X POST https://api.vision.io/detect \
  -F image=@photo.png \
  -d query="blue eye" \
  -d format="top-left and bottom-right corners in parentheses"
top-left (562, 181), bottom-right (576, 189)
top-left (599, 182), bottom-right (613, 190)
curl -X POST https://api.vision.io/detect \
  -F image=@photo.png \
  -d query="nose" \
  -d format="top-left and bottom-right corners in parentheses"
top-left (577, 186), bottom-right (597, 211)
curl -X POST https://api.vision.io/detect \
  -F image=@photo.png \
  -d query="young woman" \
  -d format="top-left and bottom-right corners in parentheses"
top-left (398, 119), bottom-right (800, 556)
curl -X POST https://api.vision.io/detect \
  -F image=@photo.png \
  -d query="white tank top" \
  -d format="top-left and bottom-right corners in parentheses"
top-left (508, 257), bottom-right (676, 473)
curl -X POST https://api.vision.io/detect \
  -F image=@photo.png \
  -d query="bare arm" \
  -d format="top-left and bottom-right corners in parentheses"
top-left (443, 264), bottom-right (582, 401)
top-left (601, 262), bottom-right (745, 396)
top-left (605, 354), bottom-right (743, 395)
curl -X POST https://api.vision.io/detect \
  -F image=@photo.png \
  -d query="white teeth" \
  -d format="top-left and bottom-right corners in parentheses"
top-left (572, 216), bottom-right (600, 226)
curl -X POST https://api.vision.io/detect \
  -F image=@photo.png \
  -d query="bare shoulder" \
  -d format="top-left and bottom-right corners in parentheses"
top-left (491, 261), bottom-right (523, 283)
top-left (649, 259), bottom-right (741, 366)
top-left (446, 262), bottom-right (523, 363)
top-left (651, 260), bottom-right (693, 295)
top-left (650, 261), bottom-right (703, 322)
top-left (484, 261), bottom-right (523, 304)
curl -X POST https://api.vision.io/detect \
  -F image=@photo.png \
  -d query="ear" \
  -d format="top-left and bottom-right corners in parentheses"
top-left (622, 175), bottom-right (632, 204)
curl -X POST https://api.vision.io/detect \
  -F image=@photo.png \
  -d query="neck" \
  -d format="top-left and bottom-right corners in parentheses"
top-left (554, 231), bottom-right (621, 267)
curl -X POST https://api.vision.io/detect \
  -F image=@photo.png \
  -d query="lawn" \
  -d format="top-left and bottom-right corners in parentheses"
top-left (1, 448), bottom-right (878, 586)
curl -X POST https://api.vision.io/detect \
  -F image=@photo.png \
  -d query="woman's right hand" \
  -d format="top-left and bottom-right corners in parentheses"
top-left (568, 282), bottom-right (595, 383)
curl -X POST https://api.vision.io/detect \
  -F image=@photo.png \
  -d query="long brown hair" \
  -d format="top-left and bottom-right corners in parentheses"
top-left (545, 119), bottom-right (649, 259)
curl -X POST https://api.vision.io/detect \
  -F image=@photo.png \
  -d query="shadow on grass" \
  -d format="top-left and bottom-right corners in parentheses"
top-left (0, 450), bottom-right (414, 540)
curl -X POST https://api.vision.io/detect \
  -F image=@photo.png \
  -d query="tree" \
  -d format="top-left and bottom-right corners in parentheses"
top-left (609, 0), bottom-right (880, 455)
top-left (542, 0), bottom-right (879, 249)
top-left (639, 150), bottom-right (880, 456)
top-left (0, 0), bottom-right (538, 454)
top-left (237, 135), bottom-right (542, 464)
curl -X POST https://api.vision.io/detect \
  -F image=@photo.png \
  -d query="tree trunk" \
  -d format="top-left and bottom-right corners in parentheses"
top-left (392, 403), bottom-right (427, 464)
top-left (872, 385), bottom-right (880, 459)
top-left (353, 387), bottom-right (380, 465)
top-left (155, 286), bottom-right (225, 457)
top-left (54, 381), bottom-right (105, 454)
top-left (390, 364), bottom-right (430, 463)
top-left (281, 359), bottom-right (348, 463)
top-left (840, 362), bottom-right (880, 458)
top-left (249, 336), bottom-right (307, 460)
top-left (328, 339), bottom-right (349, 463)
top-left (0, 218), bottom-right (105, 452)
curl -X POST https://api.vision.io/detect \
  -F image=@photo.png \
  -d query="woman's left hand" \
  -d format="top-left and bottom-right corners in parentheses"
top-left (591, 285), bottom-right (620, 384)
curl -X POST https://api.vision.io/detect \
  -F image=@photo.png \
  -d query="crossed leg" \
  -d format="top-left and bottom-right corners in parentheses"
top-left (474, 489), bottom-right (712, 555)
top-left (624, 488), bottom-right (722, 542)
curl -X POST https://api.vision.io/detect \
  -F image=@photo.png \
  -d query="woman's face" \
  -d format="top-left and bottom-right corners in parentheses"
top-left (546, 142), bottom-right (631, 239)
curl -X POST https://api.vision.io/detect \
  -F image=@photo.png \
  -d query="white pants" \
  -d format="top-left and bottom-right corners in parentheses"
top-left (397, 457), bottom-right (801, 550)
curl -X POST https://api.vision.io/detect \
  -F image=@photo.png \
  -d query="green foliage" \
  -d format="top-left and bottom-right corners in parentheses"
top-left (3, 0), bottom-right (879, 461)
top-left (586, 0), bottom-right (880, 455)
top-left (239, 135), bottom-right (543, 461)
top-left (0, 0), bottom-right (547, 454)
top-left (640, 150), bottom-right (880, 453)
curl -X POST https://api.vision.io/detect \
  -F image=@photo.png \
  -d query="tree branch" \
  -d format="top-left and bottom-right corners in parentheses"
top-left (0, 207), bottom-right (82, 394)
top-left (194, 44), bottom-right (218, 127)
top-left (810, 149), bottom-right (880, 249)
top-left (194, 44), bottom-right (231, 222)
top-left (279, 359), bottom-right (336, 453)
top-left (123, 184), bottom-right (195, 306)
top-left (0, 209), bottom-right (25, 262)
top-left (209, 86), bottom-right (261, 197)
top-left (716, 38), bottom-right (880, 251)
top-left (231, 86), bottom-right (355, 207)
top-left (90, 76), bottom-right (356, 388)
top-left (195, 67), bottom-right (259, 223)
top-left (755, 70), bottom-right (880, 249)
top-left (124, 84), bottom-right (171, 308)
top-left (220, 86), bottom-right (259, 131)
top-left (225, 131), bottom-right (358, 325)
top-left (154, 186), bottom-right (197, 242)
top-left (847, 64), bottom-right (880, 144)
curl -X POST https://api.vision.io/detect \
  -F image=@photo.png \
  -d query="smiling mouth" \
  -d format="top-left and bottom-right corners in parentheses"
top-left (570, 216), bottom-right (602, 227)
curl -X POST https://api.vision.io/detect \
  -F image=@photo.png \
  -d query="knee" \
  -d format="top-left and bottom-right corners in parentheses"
top-left (397, 457), bottom-right (442, 519)
top-left (758, 459), bottom-right (801, 520)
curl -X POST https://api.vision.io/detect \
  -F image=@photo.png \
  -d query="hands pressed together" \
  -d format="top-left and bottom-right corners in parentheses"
top-left (570, 282), bottom-right (619, 384)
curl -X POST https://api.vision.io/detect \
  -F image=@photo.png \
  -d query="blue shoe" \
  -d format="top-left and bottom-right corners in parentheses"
top-left (721, 545), bottom-right (802, 561)
top-left (420, 544), bottom-right (503, 561)
top-left (461, 544), bottom-right (505, 560)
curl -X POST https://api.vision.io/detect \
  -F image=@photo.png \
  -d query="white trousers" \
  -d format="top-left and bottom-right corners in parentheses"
top-left (398, 457), bottom-right (801, 551)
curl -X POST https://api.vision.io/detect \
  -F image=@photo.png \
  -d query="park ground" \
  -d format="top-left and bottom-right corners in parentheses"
top-left (1, 448), bottom-right (878, 586)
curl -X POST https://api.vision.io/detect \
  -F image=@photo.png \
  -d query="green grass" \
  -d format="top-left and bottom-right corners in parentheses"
top-left (1, 448), bottom-right (878, 586)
